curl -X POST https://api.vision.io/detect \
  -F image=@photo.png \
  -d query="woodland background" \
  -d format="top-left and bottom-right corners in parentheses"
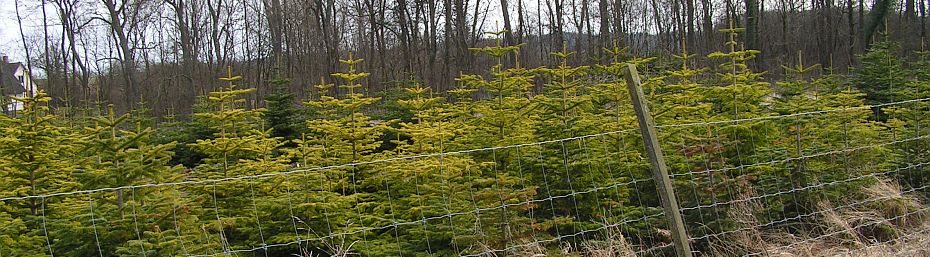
top-left (4, 0), bottom-right (930, 115)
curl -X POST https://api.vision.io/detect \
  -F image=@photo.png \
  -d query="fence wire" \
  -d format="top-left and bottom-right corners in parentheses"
top-left (1, 97), bottom-right (928, 257)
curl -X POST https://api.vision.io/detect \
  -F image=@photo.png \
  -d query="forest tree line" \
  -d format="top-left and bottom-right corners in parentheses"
top-left (6, 0), bottom-right (930, 116)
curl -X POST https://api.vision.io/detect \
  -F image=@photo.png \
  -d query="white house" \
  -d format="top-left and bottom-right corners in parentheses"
top-left (1, 55), bottom-right (39, 114)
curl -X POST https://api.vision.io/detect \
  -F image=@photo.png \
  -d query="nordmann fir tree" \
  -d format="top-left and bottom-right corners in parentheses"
top-left (654, 43), bottom-right (723, 245)
top-left (585, 45), bottom-right (662, 244)
top-left (531, 47), bottom-right (608, 238)
top-left (852, 40), bottom-right (909, 110)
top-left (590, 43), bottom-right (649, 132)
top-left (286, 78), bottom-right (345, 253)
top-left (75, 104), bottom-right (192, 256)
top-left (302, 54), bottom-right (391, 256)
top-left (0, 91), bottom-right (77, 256)
top-left (769, 53), bottom-right (889, 234)
top-left (891, 50), bottom-right (930, 189)
top-left (701, 24), bottom-right (777, 244)
top-left (231, 122), bottom-right (293, 254)
top-left (455, 31), bottom-right (540, 253)
top-left (459, 30), bottom-right (537, 146)
top-left (247, 69), bottom-right (308, 254)
top-left (397, 82), bottom-right (536, 254)
top-left (264, 68), bottom-right (303, 142)
top-left (385, 83), bottom-right (471, 255)
top-left (444, 73), bottom-right (517, 253)
top-left (188, 67), bottom-right (269, 254)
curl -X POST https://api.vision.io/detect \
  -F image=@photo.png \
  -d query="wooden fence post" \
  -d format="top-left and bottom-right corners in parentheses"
top-left (623, 63), bottom-right (693, 257)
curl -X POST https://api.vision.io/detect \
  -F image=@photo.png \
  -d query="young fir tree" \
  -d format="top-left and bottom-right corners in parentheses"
top-left (188, 67), bottom-right (281, 254)
top-left (233, 123), bottom-right (293, 254)
top-left (585, 45), bottom-right (665, 243)
top-left (530, 47), bottom-right (616, 239)
top-left (264, 69), bottom-right (302, 142)
top-left (152, 107), bottom-right (214, 168)
top-left (0, 91), bottom-right (76, 256)
top-left (453, 31), bottom-right (547, 253)
top-left (700, 25), bottom-right (777, 242)
top-left (190, 67), bottom-right (264, 178)
top-left (78, 105), bottom-right (176, 210)
top-left (652, 43), bottom-right (730, 245)
top-left (396, 81), bottom-right (537, 254)
top-left (84, 109), bottom-right (208, 256)
top-left (852, 40), bottom-right (909, 109)
top-left (768, 54), bottom-right (890, 231)
top-left (458, 30), bottom-right (537, 147)
top-left (299, 54), bottom-right (392, 256)
top-left (286, 78), bottom-right (355, 255)
top-left (890, 50), bottom-right (930, 188)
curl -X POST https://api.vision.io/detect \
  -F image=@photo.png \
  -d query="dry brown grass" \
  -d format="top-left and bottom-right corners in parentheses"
top-left (580, 226), bottom-right (637, 257)
top-left (708, 186), bottom-right (771, 256)
top-left (752, 178), bottom-right (930, 257)
top-left (479, 179), bottom-right (929, 257)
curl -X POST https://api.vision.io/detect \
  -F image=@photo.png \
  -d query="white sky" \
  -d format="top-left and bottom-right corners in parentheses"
top-left (0, 0), bottom-right (33, 62)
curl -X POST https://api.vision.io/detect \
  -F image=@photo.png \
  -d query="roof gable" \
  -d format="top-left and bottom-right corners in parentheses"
top-left (1, 62), bottom-right (26, 95)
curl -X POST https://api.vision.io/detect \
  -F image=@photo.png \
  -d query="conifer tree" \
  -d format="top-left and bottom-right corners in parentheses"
top-left (655, 44), bottom-right (727, 244)
top-left (0, 91), bottom-right (77, 256)
top-left (585, 45), bottom-right (663, 242)
top-left (298, 54), bottom-right (392, 256)
top-left (188, 67), bottom-right (281, 253)
top-left (699, 25), bottom-right (777, 242)
top-left (190, 67), bottom-right (264, 177)
top-left (75, 107), bottom-right (203, 256)
top-left (852, 40), bottom-right (909, 109)
top-left (458, 30), bottom-right (537, 147)
top-left (454, 31), bottom-right (548, 252)
top-left (888, 49), bottom-right (930, 189)
top-left (770, 54), bottom-right (889, 226)
top-left (530, 47), bottom-right (611, 237)
top-left (264, 69), bottom-right (302, 142)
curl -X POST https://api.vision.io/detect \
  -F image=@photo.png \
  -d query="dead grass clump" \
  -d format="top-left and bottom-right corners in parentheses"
top-left (707, 184), bottom-right (771, 256)
top-left (507, 238), bottom-right (545, 256)
top-left (861, 178), bottom-right (925, 227)
top-left (580, 226), bottom-right (637, 257)
top-left (755, 177), bottom-right (929, 256)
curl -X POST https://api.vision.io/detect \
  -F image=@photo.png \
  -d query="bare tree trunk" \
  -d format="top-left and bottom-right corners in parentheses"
top-left (922, 0), bottom-right (927, 47)
top-left (847, 0), bottom-right (856, 66)
top-left (745, 0), bottom-right (759, 49)
top-left (598, 0), bottom-right (611, 54)
top-left (166, 0), bottom-right (198, 109)
top-left (41, 0), bottom-right (53, 105)
top-left (454, 0), bottom-right (469, 68)
top-left (701, 0), bottom-right (713, 52)
top-left (686, 0), bottom-right (695, 48)
top-left (649, 0), bottom-right (665, 52)
top-left (443, 0), bottom-right (455, 85)
top-left (264, 0), bottom-right (285, 65)
top-left (102, 0), bottom-right (140, 110)
top-left (500, 0), bottom-right (515, 45)
top-left (396, 0), bottom-right (413, 72)
top-left (517, 0), bottom-right (525, 43)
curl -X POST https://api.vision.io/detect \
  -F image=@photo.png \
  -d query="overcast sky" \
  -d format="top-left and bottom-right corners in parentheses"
top-left (1, 0), bottom-right (28, 61)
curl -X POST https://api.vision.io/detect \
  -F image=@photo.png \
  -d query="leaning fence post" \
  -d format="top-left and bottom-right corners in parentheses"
top-left (623, 63), bottom-right (693, 257)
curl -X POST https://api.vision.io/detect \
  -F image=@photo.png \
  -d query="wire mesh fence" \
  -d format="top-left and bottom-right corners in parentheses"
top-left (1, 96), bottom-right (929, 257)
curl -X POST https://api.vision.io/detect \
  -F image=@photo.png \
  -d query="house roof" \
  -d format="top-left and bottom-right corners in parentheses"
top-left (0, 62), bottom-right (26, 96)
